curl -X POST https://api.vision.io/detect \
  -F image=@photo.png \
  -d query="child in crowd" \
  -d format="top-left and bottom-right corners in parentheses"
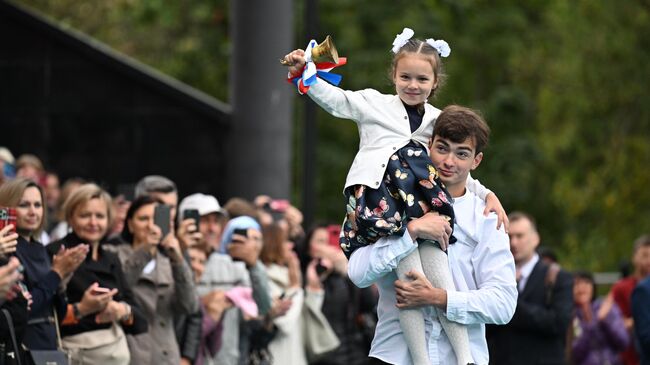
top-left (283, 28), bottom-right (507, 365)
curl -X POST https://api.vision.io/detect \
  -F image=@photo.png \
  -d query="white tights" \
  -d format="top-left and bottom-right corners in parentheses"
top-left (396, 242), bottom-right (474, 365)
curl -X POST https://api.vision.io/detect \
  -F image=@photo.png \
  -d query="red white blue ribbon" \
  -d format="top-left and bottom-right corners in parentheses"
top-left (287, 39), bottom-right (346, 94)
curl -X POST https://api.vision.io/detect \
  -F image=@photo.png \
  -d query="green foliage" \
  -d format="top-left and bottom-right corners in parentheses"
top-left (23, 0), bottom-right (230, 100)
top-left (22, 0), bottom-right (650, 271)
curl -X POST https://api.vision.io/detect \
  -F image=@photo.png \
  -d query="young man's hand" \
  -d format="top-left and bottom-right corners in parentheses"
top-left (395, 270), bottom-right (447, 310)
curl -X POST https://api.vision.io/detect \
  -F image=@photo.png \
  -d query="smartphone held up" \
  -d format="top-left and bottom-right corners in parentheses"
top-left (182, 209), bottom-right (201, 232)
top-left (0, 207), bottom-right (17, 234)
top-left (153, 204), bottom-right (172, 238)
top-left (232, 228), bottom-right (248, 241)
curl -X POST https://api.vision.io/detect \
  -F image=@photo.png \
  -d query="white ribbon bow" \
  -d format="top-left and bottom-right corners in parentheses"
top-left (302, 39), bottom-right (318, 83)
top-left (392, 27), bottom-right (414, 53)
top-left (426, 38), bottom-right (451, 58)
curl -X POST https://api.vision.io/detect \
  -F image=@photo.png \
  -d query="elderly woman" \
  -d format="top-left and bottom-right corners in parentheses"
top-left (109, 195), bottom-right (198, 365)
top-left (47, 183), bottom-right (147, 364)
top-left (0, 178), bottom-right (87, 350)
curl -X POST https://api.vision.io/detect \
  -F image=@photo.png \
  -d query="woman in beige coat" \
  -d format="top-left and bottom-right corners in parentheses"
top-left (109, 195), bottom-right (198, 365)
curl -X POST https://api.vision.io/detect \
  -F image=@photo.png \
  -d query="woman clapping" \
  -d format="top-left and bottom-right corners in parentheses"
top-left (48, 183), bottom-right (147, 364)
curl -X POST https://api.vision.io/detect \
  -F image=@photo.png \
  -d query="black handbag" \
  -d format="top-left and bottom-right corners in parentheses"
top-left (25, 310), bottom-right (68, 365)
top-left (1, 308), bottom-right (22, 365)
top-left (27, 351), bottom-right (68, 365)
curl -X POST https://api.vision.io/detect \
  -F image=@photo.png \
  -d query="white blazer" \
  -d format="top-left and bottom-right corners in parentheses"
top-left (308, 80), bottom-right (439, 190)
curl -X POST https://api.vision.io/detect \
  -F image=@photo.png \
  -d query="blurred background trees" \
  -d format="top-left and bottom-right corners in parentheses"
top-left (20, 0), bottom-right (650, 271)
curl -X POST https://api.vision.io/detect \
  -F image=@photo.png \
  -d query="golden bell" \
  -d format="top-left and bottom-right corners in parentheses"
top-left (280, 35), bottom-right (339, 65)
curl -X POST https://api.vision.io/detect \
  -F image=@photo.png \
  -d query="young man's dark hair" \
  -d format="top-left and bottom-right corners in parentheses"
top-left (432, 105), bottom-right (491, 154)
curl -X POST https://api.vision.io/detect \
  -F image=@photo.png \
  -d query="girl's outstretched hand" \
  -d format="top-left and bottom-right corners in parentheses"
top-left (484, 193), bottom-right (509, 232)
top-left (283, 49), bottom-right (306, 76)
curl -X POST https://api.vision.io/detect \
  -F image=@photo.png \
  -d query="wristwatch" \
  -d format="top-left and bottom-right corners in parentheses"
top-left (119, 302), bottom-right (132, 322)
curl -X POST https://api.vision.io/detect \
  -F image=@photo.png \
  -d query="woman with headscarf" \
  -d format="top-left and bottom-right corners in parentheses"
top-left (197, 216), bottom-right (275, 365)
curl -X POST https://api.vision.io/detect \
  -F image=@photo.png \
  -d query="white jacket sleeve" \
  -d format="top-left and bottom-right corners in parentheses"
top-left (307, 80), bottom-right (375, 122)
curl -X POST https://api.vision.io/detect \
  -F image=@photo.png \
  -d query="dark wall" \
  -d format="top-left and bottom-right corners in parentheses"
top-left (0, 2), bottom-right (231, 200)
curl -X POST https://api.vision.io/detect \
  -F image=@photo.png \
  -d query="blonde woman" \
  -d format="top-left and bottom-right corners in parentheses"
top-left (48, 183), bottom-right (147, 364)
top-left (0, 178), bottom-right (87, 350)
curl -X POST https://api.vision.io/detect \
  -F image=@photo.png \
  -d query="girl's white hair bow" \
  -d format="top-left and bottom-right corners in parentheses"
top-left (426, 38), bottom-right (451, 58)
top-left (391, 27), bottom-right (414, 53)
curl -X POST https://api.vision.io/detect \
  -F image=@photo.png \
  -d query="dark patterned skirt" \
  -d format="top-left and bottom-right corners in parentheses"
top-left (339, 141), bottom-right (456, 258)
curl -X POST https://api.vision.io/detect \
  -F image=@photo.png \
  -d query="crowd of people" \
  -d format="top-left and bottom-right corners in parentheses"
top-left (0, 150), bottom-right (381, 365)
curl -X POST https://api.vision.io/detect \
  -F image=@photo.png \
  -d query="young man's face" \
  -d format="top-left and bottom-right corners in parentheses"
top-left (429, 135), bottom-right (483, 195)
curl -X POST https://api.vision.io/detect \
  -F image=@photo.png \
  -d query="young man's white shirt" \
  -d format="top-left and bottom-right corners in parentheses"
top-left (347, 189), bottom-right (518, 365)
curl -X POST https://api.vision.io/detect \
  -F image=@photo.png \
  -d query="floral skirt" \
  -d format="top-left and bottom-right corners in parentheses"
top-left (339, 141), bottom-right (455, 258)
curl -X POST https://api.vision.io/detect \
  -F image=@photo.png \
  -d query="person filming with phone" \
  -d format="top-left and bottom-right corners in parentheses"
top-left (197, 215), bottom-right (277, 365)
top-left (0, 217), bottom-right (19, 258)
top-left (299, 224), bottom-right (380, 365)
top-left (0, 178), bottom-right (89, 353)
top-left (108, 195), bottom-right (198, 365)
top-left (0, 219), bottom-right (30, 364)
top-left (47, 183), bottom-right (147, 364)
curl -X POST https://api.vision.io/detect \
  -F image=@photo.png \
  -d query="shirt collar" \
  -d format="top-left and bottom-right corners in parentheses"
top-left (519, 253), bottom-right (539, 280)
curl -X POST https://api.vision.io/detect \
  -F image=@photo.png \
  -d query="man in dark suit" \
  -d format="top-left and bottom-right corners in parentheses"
top-left (487, 212), bottom-right (574, 365)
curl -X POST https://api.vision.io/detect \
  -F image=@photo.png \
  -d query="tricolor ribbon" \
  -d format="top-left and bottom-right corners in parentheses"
top-left (287, 39), bottom-right (347, 94)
